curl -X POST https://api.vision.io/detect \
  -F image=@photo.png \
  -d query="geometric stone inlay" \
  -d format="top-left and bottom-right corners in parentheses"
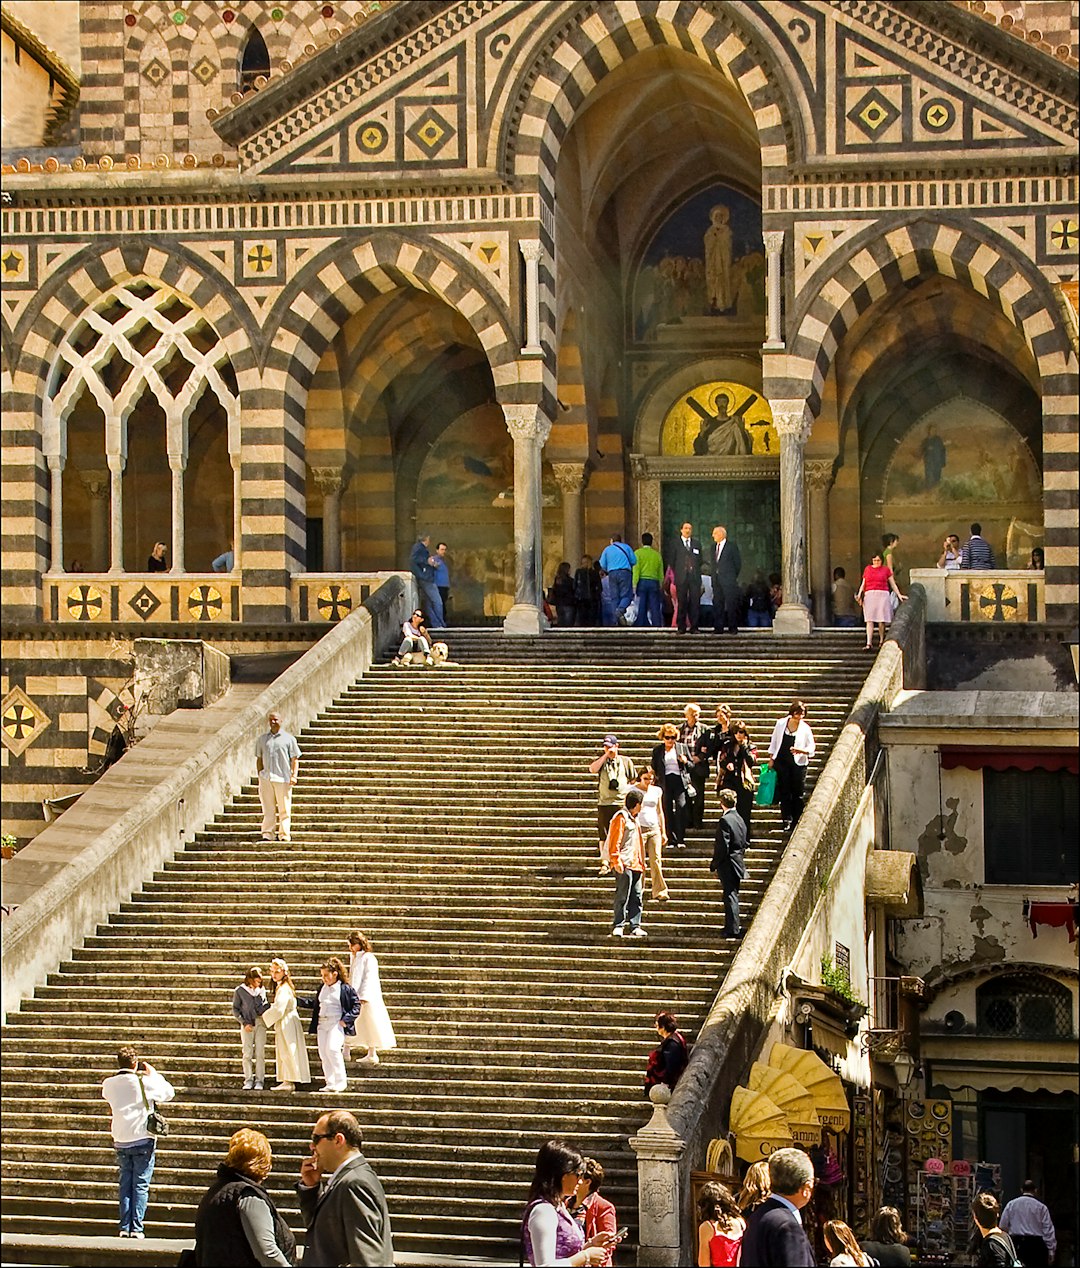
top-left (919, 97), bottom-right (956, 133)
top-left (975, 582), bottom-right (1020, 622)
top-left (406, 106), bottom-right (455, 156)
top-left (355, 120), bottom-right (389, 154)
top-left (142, 57), bottom-right (168, 87)
top-left (187, 584), bottom-right (223, 621)
top-left (191, 57), bottom-right (217, 85)
top-left (316, 584), bottom-right (353, 622)
top-left (66, 583), bottom-right (104, 621)
top-left (128, 585), bottom-right (162, 621)
top-left (1050, 218), bottom-right (1078, 252)
top-left (847, 88), bottom-right (901, 138)
top-left (1, 685), bottom-right (51, 757)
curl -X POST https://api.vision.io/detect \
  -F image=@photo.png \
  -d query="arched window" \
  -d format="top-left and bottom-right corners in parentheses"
top-left (239, 27), bottom-right (270, 93)
top-left (976, 974), bottom-right (1072, 1040)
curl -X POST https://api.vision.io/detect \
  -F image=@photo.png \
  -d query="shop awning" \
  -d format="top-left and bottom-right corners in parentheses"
top-left (748, 1062), bottom-right (821, 1145)
top-left (928, 1063), bottom-right (1079, 1096)
top-left (729, 1086), bottom-right (793, 1163)
top-left (768, 1043), bottom-right (851, 1132)
top-left (940, 746), bottom-right (1078, 774)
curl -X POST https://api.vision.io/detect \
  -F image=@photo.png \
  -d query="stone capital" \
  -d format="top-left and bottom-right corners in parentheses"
top-left (311, 466), bottom-right (347, 497)
top-left (550, 461), bottom-right (589, 495)
top-left (80, 469), bottom-right (110, 499)
top-left (763, 230), bottom-right (785, 254)
top-left (769, 399), bottom-right (812, 443)
top-left (518, 238), bottom-right (543, 263)
top-left (503, 403), bottom-right (552, 445)
top-left (804, 458), bottom-right (836, 492)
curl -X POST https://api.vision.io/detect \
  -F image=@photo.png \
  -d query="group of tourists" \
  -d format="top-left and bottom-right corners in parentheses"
top-left (591, 700), bottom-right (817, 940)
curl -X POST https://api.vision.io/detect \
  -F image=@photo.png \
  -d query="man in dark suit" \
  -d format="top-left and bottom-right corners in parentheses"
top-left (298, 1109), bottom-right (394, 1266)
top-left (710, 524), bottom-right (742, 633)
top-left (667, 520), bottom-right (703, 633)
top-left (740, 1147), bottom-right (816, 1267)
top-left (710, 789), bottom-right (747, 938)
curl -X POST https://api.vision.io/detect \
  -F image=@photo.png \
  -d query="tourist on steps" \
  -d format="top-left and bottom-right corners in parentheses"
top-left (633, 767), bottom-right (669, 903)
top-left (678, 703), bottom-right (708, 828)
top-left (394, 608), bottom-right (433, 664)
top-left (298, 957), bottom-right (359, 1094)
top-left (231, 965), bottom-right (270, 1092)
top-left (606, 787), bottom-right (646, 937)
top-left (346, 930), bottom-right (397, 1068)
top-left (189, 1128), bottom-right (296, 1266)
top-left (696, 1180), bottom-right (745, 1267)
top-left (711, 789), bottom-right (747, 940)
top-left (298, 1110), bottom-right (394, 1267)
top-left (262, 958), bottom-right (310, 1092)
top-left (256, 712), bottom-right (301, 844)
top-left (569, 1158), bottom-right (618, 1268)
top-left (854, 551), bottom-right (905, 651)
top-left (644, 1010), bottom-right (688, 1096)
top-left (588, 734), bottom-right (637, 877)
top-left (101, 1045), bottom-right (175, 1239)
top-left (714, 720), bottom-right (757, 840)
top-left (767, 701), bottom-right (816, 834)
top-left (651, 724), bottom-right (693, 848)
top-left (521, 1140), bottom-right (617, 1267)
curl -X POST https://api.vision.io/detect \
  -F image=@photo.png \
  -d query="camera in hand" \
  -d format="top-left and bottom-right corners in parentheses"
top-left (608, 778), bottom-right (620, 791)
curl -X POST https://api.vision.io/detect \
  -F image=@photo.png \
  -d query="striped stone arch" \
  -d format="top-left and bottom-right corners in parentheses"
top-left (123, 0), bottom-right (340, 62)
top-left (500, 2), bottom-right (798, 205)
top-left (788, 216), bottom-right (1078, 623)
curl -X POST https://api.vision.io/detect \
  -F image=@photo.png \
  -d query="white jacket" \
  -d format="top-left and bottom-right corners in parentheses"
top-left (102, 1068), bottom-right (175, 1145)
top-left (768, 718), bottom-right (816, 767)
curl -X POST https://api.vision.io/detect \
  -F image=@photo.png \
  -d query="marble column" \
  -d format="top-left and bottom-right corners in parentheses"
top-left (503, 403), bottom-right (552, 635)
top-left (519, 240), bottom-right (544, 355)
top-left (771, 400), bottom-right (813, 634)
top-left (47, 455), bottom-right (64, 573)
top-left (312, 467), bottom-right (346, 572)
top-left (231, 456), bottom-right (243, 571)
top-left (82, 469), bottom-right (110, 572)
top-left (763, 230), bottom-right (785, 348)
top-left (551, 461), bottom-right (588, 568)
top-left (806, 459), bottom-right (836, 627)
top-left (169, 456), bottom-right (186, 573)
top-left (107, 455), bottom-right (125, 574)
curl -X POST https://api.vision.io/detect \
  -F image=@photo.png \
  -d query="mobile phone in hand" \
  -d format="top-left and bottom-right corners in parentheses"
top-left (613, 1227), bottom-right (629, 1242)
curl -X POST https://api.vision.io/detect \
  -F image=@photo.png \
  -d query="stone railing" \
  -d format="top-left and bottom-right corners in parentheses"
top-left (910, 568), bottom-right (1044, 623)
top-left (1, 574), bottom-right (414, 1019)
top-left (289, 573), bottom-right (391, 622)
top-left (630, 586), bottom-right (927, 1265)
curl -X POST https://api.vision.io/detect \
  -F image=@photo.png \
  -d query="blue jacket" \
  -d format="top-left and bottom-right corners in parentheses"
top-left (298, 980), bottom-right (360, 1036)
top-left (410, 540), bottom-right (435, 582)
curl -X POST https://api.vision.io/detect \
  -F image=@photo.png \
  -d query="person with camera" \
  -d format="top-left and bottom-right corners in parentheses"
top-left (101, 1045), bottom-right (175, 1238)
top-left (587, 734), bottom-right (637, 876)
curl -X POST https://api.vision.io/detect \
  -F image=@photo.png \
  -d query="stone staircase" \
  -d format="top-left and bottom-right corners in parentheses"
top-left (0, 629), bottom-right (870, 1262)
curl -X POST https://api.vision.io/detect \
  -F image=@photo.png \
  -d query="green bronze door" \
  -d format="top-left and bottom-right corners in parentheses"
top-left (661, 481), bottom-right (780, 580)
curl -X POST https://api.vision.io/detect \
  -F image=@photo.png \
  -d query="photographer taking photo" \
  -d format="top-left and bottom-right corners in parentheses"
top-left (587, 734), bottom-right (637, 877)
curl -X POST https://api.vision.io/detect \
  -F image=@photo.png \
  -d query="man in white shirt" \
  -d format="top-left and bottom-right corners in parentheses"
top-left (101, 1046), bottom-right (175, 1238)
top-left (256, 712), bottom-right (301, 843)
top-left (1000, 1180), bottom-right (1056, 1267)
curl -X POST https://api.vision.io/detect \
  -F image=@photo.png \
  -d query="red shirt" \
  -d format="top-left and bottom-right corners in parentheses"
top-left (862, 563), bottom-right (893, 592)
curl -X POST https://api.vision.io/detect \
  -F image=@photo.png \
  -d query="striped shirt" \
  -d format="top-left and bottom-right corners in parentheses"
top-left (960, 535), bottom-right (995, 569)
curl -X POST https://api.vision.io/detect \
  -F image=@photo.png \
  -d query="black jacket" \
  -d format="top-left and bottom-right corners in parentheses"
top-left (740, 1197), bottom-right (816, 1267)
top-left (297, 1152), bottom-right (394, 1268)
top-left (668, 536), bottom-right (703, 584)
top-left (711, 538), bottom-right (743, 586)
top-left (193, 1164), bottom-right (297, 1267)
top-left (298, 980), bottom-right (360, 1036)
top-left (711, 808), bottom-right (748, 877)
top-left (651, 742), bottom-right (693, 785)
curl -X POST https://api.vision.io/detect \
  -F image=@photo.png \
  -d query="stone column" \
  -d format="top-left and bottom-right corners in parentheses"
top-left (312, 467), bottom-right (346, 572)
top-left (806, 459), bottom-right (836, 627)
top-left (82, 469), bottom-right (111, 572)
top-left (551, 461), bottom-right (588, 567)
top-left (771, 400), bottom-right (813, 634)
top-left (107, 455), bottom-right (125, 574)
top-left (231, 456), bottom-right (243, 571)
top-left (169, 456), bottom-right (186, 573)
top-left (47, 455), bottom-right (64, 573)
top-left (519, 240), bottom-right (544, 355)
top-left (629, 1086), bottom-right (687, 1266)
top-left (503, 403), bottom-right (552, 635)
top-left (763, 230), bottom-right (785, 348)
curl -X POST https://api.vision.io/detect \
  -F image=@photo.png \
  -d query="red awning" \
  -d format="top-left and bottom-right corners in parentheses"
top-left (940, 747), bottom-right (1078, 774)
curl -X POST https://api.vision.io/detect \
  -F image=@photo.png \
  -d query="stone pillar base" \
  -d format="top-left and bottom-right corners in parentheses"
top-left (503, 603), bottom-right (548, 635)
top-left (773, 603), bottom-right (813, 635)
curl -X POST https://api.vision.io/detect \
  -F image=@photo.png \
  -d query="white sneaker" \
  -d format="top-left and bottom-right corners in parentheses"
top-left (131, 1232), bottom-right (146, 1240)
top-left (242, 1078), bottom-right (254, 1090)
top-left (610, 925), bottom-right (625, 937)
top-left (628, 926), bottom-right (648, 938)
top-left (253, 1080), bottom-right (264, 1091)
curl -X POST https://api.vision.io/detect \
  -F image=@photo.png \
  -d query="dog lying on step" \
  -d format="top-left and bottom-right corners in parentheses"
top-left (394, 641), bottom-right (457, 667)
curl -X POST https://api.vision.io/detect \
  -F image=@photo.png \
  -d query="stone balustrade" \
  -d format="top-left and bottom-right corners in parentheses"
top-left (909, 568), bottom-right (1044, 623)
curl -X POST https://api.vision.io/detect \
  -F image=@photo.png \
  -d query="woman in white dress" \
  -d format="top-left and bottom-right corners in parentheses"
top-left (262, 957), bottom-right (310, 1091)
top-left (347, 931), bottom-right (397, 1067)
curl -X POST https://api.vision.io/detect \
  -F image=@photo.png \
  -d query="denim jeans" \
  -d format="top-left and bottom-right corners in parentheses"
top-left (634, 578), bottom-right (662, 626)
top-left (116, 1139), bottom-right (156, 1234)
top-left (417, 579), bottom-right (445, 627)
top-left (613, 868), bottom-right (643, 930)
top-left (607, 569), bottom-right (633, 619)
top-left (746, 608), bottom-right (772, 627)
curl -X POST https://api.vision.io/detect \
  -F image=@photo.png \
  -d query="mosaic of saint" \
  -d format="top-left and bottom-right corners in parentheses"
top-left (661, 382), bottom-right (777, 457)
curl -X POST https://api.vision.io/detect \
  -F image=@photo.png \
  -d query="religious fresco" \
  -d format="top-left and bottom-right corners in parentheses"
top-left (879, 400), bottom-right (1043, 573)
top-left (633, 184), bottom-right (765, 341)
top-left (661, 381), bottom-right (778, 457)
top-left (416, 406), bottom-right (560, 620)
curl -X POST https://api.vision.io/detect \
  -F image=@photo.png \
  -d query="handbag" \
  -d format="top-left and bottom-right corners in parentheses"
top-left (138, 1073), bottom-right (169, 1137)
top-left (755, 765), bottom-right (777, 807)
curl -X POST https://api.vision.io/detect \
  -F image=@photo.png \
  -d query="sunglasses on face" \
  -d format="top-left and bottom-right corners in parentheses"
top-left (310, 1132), bottom-right (335, 1146)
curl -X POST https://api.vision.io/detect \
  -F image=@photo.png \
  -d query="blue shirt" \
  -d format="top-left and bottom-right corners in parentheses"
top-left (771, 1194), bottom-right (803, 1224)
top-left (599, 542), bottom-right (636, 573)
top-left (434, 558), bottom-right (449, 587)
top-left (960, 535), bottom-right (995, 569)
top-left (256, 730), bottom-right (301, 782)
top-left (212, 550), bottom-right (234, 572)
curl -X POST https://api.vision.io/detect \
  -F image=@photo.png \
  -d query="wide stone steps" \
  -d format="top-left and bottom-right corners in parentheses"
top-left (1, 632), bottom-right (865, 1259)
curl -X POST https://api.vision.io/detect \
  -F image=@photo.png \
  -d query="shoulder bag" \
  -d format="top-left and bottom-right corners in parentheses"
top-left (138, 1073), bottom-right (169, 1137)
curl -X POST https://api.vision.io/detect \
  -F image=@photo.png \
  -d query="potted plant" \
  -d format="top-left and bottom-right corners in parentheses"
top-left (1, 833), bottom-right (21, 860)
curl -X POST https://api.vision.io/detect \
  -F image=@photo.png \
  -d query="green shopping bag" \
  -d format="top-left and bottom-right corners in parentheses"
top-left (755, 765), bottom-right (777, 807)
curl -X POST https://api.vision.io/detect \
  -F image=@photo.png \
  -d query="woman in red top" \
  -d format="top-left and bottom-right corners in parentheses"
top-left (696, 1180), bottom-right (745, 1266)
top-left (854, 552), bottom-right (905, 651)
